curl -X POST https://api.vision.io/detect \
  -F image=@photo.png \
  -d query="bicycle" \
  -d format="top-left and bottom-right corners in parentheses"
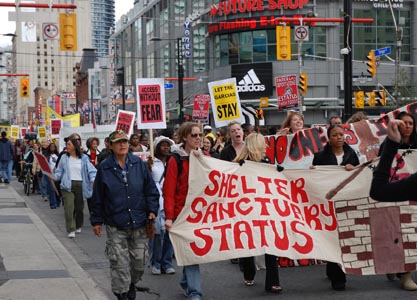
top-left (21, 162), bottom-right (33, 196)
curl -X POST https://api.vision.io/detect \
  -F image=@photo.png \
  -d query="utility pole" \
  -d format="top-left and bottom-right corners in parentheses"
top-left (343, 0), bottom-right (353, 121)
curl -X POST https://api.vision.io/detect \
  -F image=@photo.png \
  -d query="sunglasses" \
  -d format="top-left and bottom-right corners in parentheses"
top-left (190, 133), bottom-right (203, 138)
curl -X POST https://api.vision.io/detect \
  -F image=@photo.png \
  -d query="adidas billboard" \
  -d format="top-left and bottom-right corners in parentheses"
top-left (231, 62), bottom-right (273, 99)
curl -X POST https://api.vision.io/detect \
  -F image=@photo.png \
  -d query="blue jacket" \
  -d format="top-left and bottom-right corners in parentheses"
top-left (0, 138), bottom-right (14, 162)
top-left (54, 154), bottom-right (97, 199)
top-left (90, 153), bottom-right (160, 230)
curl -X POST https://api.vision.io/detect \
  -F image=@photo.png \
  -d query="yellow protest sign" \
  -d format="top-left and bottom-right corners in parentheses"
top-left (38, 127), bottom-right (46, 138)
top-left (46, 107), bottom-right (80, 127)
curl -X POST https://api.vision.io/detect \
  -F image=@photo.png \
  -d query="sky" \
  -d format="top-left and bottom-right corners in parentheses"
top-left (0, 1), bottom-right (133, 47)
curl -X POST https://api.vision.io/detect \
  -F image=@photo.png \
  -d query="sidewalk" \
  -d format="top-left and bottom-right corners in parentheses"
top-left (0, 183), bottom-right (110, 300)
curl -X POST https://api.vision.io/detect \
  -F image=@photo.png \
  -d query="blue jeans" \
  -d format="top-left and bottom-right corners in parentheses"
top-left (180, 264), bottom-right (202, 300)
top-left (1, 160), bottom-right (13, 181)
top-left (152, 230), bottom-right (174, 270)
top-left (39, 173), bottom-right (47, 198)
top-left (42, 175), bottom-right (57, 208)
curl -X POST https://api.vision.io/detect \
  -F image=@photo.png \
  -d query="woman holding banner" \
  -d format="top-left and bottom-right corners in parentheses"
top-left (163, 122), bottom-right (203, 300)
top-left (233, 133), bottom-right (282, 293)
top-left (312, 124), bottom-right (359, 290)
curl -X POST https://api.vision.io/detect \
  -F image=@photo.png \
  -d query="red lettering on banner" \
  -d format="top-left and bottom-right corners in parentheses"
top-left (187, 197), bottom-right (206, 223)
top-left (270, 220), bottom-right (290, 250)
top-left (272, 198), bottom-right (291, 216)
top-left (236, 197), bottom-right (253, 215)
top-left (253, 219), bottom-right (269, 247)
top-left (343, 125), bottom-right (357, 145)
top-left (258, 176), bottom-right (273, 194)
top-left (303, 204), bottom-right (322, 230)
top-left (242, 176), bottom-right (256, 194)
top-left (321, 201), bottom-right (337, 231)
top-left (234, 221), bottom-right (256, 249)
top-left (274, 179), bottom-right (290, 200)
top-left (190, 228), bottom-right (213, 256)
top-left (291, 221), bottom-right (313, 254)
top-left (369, 115), bottom-right (389, 137)
top-left (275, 135), bottom-right (288, 164)
top-left (290, 178), bottom-right (309, 203)
top-left (214, 224), bottom-right (233, 251)
top-left (290, 203), bottom-right (304, 221)
top-left (254, 197), bottom-right (271, 215)
top-left (205, 170), bottom-right (221, 196)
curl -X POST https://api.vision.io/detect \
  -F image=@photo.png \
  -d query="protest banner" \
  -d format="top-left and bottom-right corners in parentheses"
top-left (136, 78), bottom-right (166, 129)
top-left (276, 75), bottom-right (299, 111)
top-left (208, 78), bottom-right (245, 127)
top-left (192, 94), bottom-right (210, 123)
top-left (47, 107), bottom-right (80, 127)
top-left (267, 102), bottom-right (417, 168)
top-left (115, 110), bottom-right (135, 136)
top-left (50, 119), bottom-right (62, 138)
top-left (33, 151), bottom-right (53, 179)
top-left (170, 152), bottom-right (417, 276)
top-left (10, 125), bottom-right (19, 140)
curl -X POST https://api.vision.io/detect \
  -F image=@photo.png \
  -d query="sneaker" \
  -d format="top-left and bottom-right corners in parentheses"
top-left (165, 267), bottom-right (176, 274)
top-left (4, 179), bottom-right (9, 184)
top-left (182, 286), bottom-right (189, 297)
top-left (43, 196), bottom-right (48, 202)
top-left (68, 231), bottom-right (75, 238)
top-left (75, 228), bottom-right (82, 233)
top-left (151, 266), bottom-right (161, 275)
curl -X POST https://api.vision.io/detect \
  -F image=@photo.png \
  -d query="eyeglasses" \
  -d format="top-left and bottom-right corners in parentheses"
top-left (190, 133), bottom-right (203, 138)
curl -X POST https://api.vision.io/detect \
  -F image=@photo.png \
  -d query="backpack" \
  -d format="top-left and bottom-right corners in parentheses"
top-left (160, 152), bottom-right (183, 184)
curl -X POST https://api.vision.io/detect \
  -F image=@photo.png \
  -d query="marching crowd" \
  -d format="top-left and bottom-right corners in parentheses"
top-left (1, 111), bottom-right (417, 300)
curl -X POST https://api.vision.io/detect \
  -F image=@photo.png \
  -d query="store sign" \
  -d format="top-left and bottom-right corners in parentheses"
top-left (210, 0), bottom-right (310, 17)
top-left (353, 0), bottom-right (403, 9)
top-left (231, 63), bottom-right (273, 100)
top-left (208, 15), bottom-right (315, 35)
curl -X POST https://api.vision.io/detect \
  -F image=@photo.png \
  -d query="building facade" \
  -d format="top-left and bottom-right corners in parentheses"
top-left (111, 0), bottom-right (417, 127)
top-left (91, 0), bottom-right (115, 58)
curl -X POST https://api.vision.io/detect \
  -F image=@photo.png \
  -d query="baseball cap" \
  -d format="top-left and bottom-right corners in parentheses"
top-left (154, 135), bottom-right (174, 148)
top-left (109, 130), bottom-right (129, 143)
top-left (203, 125), bottom-right (212, 130)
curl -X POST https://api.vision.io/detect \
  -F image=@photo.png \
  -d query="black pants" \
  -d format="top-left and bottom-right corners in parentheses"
top-left (240, 255), bottom-right (280, 290)
top-left (327, 262), bottom-right (346, 284)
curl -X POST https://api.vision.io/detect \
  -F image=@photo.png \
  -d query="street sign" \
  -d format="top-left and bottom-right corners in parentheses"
top-left (294, 26), bottom-right (309, 41)
top-left (42, 23), bottom-right (59, 40)
top-left (352, 74), bottom-right (373, 83)
top-left (164, 83), bottom-right (174, 89)
top-left (374, 46), bottom-right (391, 57)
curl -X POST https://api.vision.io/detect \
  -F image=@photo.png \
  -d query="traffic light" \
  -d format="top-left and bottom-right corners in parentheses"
top-left (299, 73), bottom-right (308, 95)
top-left (376, 90), bottom-right (386, 106)
top-left (366, 91), bottom-right (376, 107)
top-left (366, 50), bottom-right (376, 78)
top-left (276, 26), bottom-right (291, 60)
top-left (354, 91), bottom-right (364, 109)
top-left (59, 13), bottom-right (77, 51)
top-left (20, 78), bottom-right (29, 98)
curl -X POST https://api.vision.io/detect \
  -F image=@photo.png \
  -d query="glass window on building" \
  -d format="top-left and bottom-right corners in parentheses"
top-left (160, 0), bottom-right (169, 36)
top-left (145, 10), bottom-right (155, 42)
top-left (147, 52), bottom-right (155, 78)
top-left (253, 30), bottom-right (267, 62)
top-left (174, 1), bottom-right (185, 25)
top-left (193, 26), bottom-right (206, 72)
top-left (160, 44), bottom-right (170, 78)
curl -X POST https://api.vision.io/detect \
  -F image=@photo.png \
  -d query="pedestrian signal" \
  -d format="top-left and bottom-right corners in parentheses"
top-left (20, 78), bottom-right (29, 98)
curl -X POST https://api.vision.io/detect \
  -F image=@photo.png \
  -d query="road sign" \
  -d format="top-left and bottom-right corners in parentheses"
top-left (294, 26), bottom-right (309, 41)
top-left (352, 74), bottom-right (373, 83)
top-left (42, 23), bottom-right (59, 40)
top-left (164, 83), bottom-right (174, 89)
top-left (374, 46), bottom-right (391, 57)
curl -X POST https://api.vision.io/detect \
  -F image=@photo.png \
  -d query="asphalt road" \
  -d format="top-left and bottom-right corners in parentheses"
top-left (11, 179), bottom-right (417, 300)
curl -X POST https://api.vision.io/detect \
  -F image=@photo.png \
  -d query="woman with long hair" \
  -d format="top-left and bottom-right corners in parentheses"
top-left (55, 137), bottom-right (96, 238)
top-left (163, 122), bottom-right (203, 300)
top-left (234, 133), bottom-right (282, 293)
top-left (312, 124), bottom-right (359, 290)
top-left (277, 111), bottom-right (304, 135)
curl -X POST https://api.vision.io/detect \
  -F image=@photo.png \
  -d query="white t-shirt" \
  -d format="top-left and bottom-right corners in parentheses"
top-left (69, 156), bottom-right (82, 180)
top-left (336, 153), bottom-right (344, 166)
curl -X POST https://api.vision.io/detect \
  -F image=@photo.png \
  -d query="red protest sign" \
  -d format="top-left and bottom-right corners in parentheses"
top-left (276, 75), bottom-right (299, 111)
top-left (50, 119), bottom-right (62, 137)
top-left (138, 84), bottom-right (163, 124)
top-left (115, 110), bottom-right (135, 136)
top-left (33, 151), bottom-right (53, 179)
top-left (192, 94), bottom-right (210, 122)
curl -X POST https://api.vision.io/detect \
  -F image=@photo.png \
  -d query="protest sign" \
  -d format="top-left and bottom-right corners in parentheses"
top-left (20, 127), bottom-right (27, 139)
top-left (47, 107), bottom-right (80, 127)
top-left (33, 151), bottom-right (53, 179)
top-left (136, 78), bottom-right (166, 129)
top-left (50, 119), bottom-right (62, 138)
top-left (115, 110), bottom-right (135, 136)
top-left (38, 126), bottom-right (46, 139)
top-left (10, 125), bottom-right (19, 140)
top-left (170, 152), bottom-right (417, 276)
top-left (193, 94), bottom-right (210, 122)
top-left (276, 75), bottom-right (299, 111)
top-left (208, 78), bottom-right (244, 127)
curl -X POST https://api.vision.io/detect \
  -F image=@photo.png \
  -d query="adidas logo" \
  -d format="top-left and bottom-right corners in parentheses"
top-left (237, 69), bottom-right (266, 93)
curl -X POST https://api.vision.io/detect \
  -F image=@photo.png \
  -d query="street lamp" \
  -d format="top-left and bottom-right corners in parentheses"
top-left (150, 37), bottom-right (184, 124)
